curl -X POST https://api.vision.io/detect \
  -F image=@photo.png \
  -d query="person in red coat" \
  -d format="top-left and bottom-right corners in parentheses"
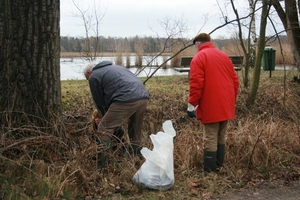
top-left (187, 33), bottom-right (239, 175)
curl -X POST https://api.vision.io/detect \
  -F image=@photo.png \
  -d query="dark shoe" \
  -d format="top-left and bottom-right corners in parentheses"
top-left (204, 150), bottom-right (217, 173)
top-left (129, 144), bottom-right (143, 157)
top-left (134, 146), bottom-right (142, 157)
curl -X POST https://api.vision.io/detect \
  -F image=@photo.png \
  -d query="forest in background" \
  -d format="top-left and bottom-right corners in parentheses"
top-left (60, 35), bottom-right (295, 66)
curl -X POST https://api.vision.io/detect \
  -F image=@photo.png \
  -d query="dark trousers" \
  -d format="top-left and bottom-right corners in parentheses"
top-left (98, 99), bottom-right (148, 146)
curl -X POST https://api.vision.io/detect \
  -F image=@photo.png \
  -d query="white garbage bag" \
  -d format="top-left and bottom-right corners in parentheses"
top-left (133, 120), bottom-right (176, 191)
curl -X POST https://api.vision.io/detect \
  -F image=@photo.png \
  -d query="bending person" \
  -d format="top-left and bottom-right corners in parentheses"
top-left (84, 61), bottom-right (149, 169)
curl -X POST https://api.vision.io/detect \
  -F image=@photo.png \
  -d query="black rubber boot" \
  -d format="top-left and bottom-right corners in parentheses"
top-left (97, 152), bottom-right (107, 169)
top-left (96, 140), bottom-right (112, 169)
top-left (203, 150), bottom-right (217, 174)
top-left (216, 144), bottom-right (225, 170)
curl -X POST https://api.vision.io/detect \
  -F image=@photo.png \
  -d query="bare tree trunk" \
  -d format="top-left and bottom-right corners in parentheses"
top-left (244, 0), bottom-right (258, 89)
top-left (72, 0), bottom-right (105, 61)
top-left (229, 0), bottom-right (260, 89)
top-left (0, 0), bottom-right (61, 130)
top-left (246, 0), bottom-right (270, 108)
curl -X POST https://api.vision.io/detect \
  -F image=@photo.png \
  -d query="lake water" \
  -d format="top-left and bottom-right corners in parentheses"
top-left (60, 56), bottom-right (184, 80)
top-left (60, 56), bottom-right (296, 80)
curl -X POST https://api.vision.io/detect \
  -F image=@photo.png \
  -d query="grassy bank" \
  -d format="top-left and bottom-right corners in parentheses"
top-left (1, 70), bottom-right (300, 199)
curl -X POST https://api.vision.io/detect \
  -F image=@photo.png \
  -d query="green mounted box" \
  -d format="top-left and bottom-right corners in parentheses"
top-left (262, 46), bottom-right (276, 71)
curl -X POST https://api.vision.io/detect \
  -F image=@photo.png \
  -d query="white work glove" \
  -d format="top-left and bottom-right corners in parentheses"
top-left (187, 103), bottom-right (196, 118)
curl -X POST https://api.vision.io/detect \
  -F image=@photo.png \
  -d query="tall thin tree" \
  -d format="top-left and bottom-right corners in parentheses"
top-left (246, 0), bottom-right (271, 107)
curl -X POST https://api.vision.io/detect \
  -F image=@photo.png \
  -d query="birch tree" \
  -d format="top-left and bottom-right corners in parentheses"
top-left (246, 0), bottom-right (271, 107)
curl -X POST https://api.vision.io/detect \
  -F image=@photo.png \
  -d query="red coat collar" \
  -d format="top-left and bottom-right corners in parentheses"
top-left (198, 41), bottom-right (215, 51)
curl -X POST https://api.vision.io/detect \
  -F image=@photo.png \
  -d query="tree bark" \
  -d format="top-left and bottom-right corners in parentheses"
top-left (0, 0), bottom-right (61, 130)
top-left (285, 0), bottom-right (300, 72)
top-left (272, 0), bottom-right (300, 74)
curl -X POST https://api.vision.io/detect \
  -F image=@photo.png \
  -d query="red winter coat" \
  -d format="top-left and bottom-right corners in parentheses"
top-left (188, 42), bottom-right (239, 124)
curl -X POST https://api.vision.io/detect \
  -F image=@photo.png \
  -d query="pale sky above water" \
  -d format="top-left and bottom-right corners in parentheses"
top-left (60, 0), bottom-right (284, 39)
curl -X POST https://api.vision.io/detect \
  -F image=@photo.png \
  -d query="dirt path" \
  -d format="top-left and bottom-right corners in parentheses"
top-left (215, 180), bottom-right (300, 200)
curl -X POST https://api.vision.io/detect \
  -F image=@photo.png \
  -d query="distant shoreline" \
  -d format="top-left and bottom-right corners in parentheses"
top-left (60, 52), bottom-right (298, 67)
top-left (60, 52), bottom-right (122, 58)
top-left (60, 52), bottom-right (171, 58)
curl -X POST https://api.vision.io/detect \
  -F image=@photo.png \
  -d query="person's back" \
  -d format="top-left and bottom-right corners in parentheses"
top-left (188, 33), bottom-right (239, 175)
top-left (190, 41), bottom-right (238, 124)
top-left (84, 61), bottom-right (149, 169)
top-left (89, 61), bottom-right (149, 115)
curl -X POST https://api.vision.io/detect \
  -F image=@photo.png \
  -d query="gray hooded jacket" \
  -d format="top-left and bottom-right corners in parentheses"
top-left (89, 61), bottom-right (149, 115)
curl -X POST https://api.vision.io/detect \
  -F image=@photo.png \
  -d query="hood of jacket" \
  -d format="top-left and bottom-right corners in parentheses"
top-left (93, 61), bottom-right (113, 70)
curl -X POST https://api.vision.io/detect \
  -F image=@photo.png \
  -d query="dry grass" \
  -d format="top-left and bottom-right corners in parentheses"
top-left (1, 70), bottom-right (300, 199)
top-left (218, 39), bottom-right (295, 65)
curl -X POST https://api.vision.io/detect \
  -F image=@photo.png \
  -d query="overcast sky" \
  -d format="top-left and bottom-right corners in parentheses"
top-left (60, 0), bottom-right (283, 39)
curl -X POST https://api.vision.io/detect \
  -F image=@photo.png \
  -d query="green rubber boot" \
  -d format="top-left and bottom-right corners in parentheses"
top-left (203, 150), bottom-right (217, 174)
top-left (216, 144), bottom-right (225, 171)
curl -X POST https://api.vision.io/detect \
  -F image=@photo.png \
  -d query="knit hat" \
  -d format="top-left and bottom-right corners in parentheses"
top-left (193, 33), bottom-right (211, 44)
